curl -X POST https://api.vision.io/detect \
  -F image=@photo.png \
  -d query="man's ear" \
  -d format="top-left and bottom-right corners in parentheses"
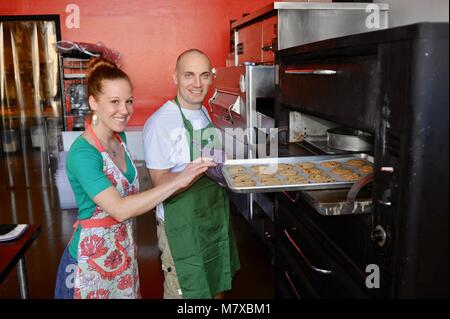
top-left (89, 95), bottom-right (97, 111)
top-left (172, 71), bottom-right (178, 85)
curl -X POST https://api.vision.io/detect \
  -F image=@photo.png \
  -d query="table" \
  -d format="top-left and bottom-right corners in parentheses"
top-left (0, 225), bottom-right (41, 299)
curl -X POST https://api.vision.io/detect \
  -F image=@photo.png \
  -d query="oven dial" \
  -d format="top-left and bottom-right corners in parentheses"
top-left (371, 225), bottom-right (387, 247)
top-left (378, 188), bottom-right (392, 207)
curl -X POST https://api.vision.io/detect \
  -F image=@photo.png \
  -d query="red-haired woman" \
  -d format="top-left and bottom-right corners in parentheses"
top-left (54, 57), bottom-right (214, 299)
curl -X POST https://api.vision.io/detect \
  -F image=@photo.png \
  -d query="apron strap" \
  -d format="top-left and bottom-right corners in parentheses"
top-left (85, 121), bottom-right (123, 152)
top-left (174, 96), bottom-right (212, 127)
top-left (69, 212), bottom-right (121, 248)
top-left (71, 216), bottom-right (120, 234)
top-left (78, 216), bottom-right (121, 228)
top-left (173, 97), bottom-right (214, 161)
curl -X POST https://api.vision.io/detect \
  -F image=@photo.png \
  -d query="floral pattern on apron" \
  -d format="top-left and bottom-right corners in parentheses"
top-left (73, 123), bottom-right (141, 299)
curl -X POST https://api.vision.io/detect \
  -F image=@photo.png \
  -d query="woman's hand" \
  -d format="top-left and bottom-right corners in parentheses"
top-left (174, 157), bottom-right (216, 189)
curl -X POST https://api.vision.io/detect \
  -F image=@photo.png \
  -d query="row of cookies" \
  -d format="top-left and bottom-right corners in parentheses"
top-left (228, 159), bottom-right (372, 176)
top-left (226, 159), bottom-right (372, 187)
top-left (228, 166), bottom-right (335, 186)
top-left (298, 159), bottom-right (373, 175)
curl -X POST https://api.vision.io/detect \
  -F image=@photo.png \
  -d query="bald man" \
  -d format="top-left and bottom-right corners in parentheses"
top-left (143, 49), bottom-right (240, 299)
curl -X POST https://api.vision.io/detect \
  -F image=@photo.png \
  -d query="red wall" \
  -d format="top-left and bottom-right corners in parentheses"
top-left (1, 0), bottom-right (274, 125)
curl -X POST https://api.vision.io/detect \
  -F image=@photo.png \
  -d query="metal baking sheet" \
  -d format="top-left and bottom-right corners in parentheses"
top-left (222, 154), bottom-right (373, 193)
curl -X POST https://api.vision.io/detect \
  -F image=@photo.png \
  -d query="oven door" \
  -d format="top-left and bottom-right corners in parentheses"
top-left (278, 52), bottom-right (380, 134)
top-left (276, 197), bottom-right (373, 298)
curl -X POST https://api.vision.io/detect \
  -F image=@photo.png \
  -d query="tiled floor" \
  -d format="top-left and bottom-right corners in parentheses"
top-left (0, 153), bottom-right (274, 299)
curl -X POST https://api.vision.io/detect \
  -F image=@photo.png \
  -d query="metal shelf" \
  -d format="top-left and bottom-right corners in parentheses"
top-left (63, 65), bottom-right (88, 69)
top-left (64, 73), bottom-right (86, 79)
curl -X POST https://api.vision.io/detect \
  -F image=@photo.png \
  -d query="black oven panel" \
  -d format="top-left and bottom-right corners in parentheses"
top-left (275, 23), bottom-right (448, 298)
top-left (278, 53), bottom-right (380, 134)
top-left (275, 199), bottom-right (373, 298)
top-left (278, 192), bottom-right (375, 274)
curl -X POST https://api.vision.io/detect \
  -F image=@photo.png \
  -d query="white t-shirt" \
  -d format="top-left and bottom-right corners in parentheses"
top-left (143, 100), bottom-right (212, 221)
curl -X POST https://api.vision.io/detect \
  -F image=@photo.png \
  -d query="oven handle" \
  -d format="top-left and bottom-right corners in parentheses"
top-left (341, 173), bottom-right (374, 214)
top-left (283, 229), bottom-right (333, 275)
top-left (208, 94), bottom-right (215, 113)
top-left (208, 90), bottom-right (236, 124)
top-left (284, 270), bottom-right (301, 299)
top-left (285, 69), bottom-right (337, 75)
top-left (210, 98), bottom-right (234, 124)
top-left (212, 111), bottom-right (234, 125)
top-left (347, 173), bottom-right (374, 203)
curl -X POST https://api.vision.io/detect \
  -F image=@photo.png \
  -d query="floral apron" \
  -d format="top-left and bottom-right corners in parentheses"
top-left (72, 123), bottom-right (140, 299)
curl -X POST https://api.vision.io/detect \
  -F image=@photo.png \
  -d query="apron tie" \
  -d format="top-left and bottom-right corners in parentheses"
top-left (69, 216), bottom-right (120, 245)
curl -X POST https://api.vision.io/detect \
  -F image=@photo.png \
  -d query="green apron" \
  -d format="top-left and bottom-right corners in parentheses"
top-left (163, 98), bottom-right (240, 299)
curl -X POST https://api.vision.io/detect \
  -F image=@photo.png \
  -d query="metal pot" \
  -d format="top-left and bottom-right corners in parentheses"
top-left (327, 127), bottom-right (373, 152)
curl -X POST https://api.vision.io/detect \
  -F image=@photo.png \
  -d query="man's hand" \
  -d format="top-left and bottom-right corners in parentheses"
top-left (174, 157), bottom-right (215, 189)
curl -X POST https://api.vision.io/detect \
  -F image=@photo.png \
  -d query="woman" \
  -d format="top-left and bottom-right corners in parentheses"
top-left (54, 57), bottom-right (214, 299)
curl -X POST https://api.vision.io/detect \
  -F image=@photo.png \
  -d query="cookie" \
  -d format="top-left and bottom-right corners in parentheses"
top-left (308, 174), bottom-right (335, 183)
top-left (276, 163), bottom-right (295, 171)
top-left (303, 168), bottom-right (324, 175)
top-left (251, 165), bottom-right (276, 175)
top-left (258, 176), bottom-right (282, 185)
top-left (296, 162), bottom-right (315, 169)
top-left (359, 165), bottom-right (373, 174)
top-left (231, 174), bottom-right (253, 183)
top-left (254, 172), bottom-right (277, 179)
top-left (278, 169), bottom-right (299, 177)
top-left (284, 175), bottom-right (308, 184)
top-left (320, 161), bottom-right (341, 168)
top-left (339, 172), bottom-right (361, 181)
top-left (331, 167), bottom-right (354, 175)
top-left (346, 159), bottom-right (366, 167)
top-left (228, 166), bottom-right (246, 174)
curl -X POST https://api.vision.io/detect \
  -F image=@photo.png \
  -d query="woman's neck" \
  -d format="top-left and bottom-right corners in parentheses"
top-left (91, 122), bottom-right (114, 144)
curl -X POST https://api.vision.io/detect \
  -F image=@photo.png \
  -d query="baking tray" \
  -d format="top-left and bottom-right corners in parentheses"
top-left (327, 127), bottom-right (373, 152)
top-left (298, 189), bottom-right (373, 216)
top-left (222, 154), bottom-right (373, 193)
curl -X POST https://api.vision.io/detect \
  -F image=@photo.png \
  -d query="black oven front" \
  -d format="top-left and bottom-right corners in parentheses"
top-left (274, 23), bottom-right (449, 299)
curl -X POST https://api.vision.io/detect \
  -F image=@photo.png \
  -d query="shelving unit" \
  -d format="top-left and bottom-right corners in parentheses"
top-left (60, 57), bottom-right (89, 131)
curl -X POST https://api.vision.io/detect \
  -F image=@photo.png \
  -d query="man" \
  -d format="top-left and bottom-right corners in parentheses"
top-left (143, 49), bottom-right (240, 299)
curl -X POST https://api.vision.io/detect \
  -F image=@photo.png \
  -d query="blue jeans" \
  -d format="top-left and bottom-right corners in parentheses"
top-left (54, 248), bottom-right (77, 299)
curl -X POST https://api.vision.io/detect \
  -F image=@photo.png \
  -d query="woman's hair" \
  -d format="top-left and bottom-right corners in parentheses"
top-left (86, 56), bottom-right (131, 99)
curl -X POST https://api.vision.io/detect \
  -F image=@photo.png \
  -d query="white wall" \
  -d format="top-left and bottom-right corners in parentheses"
top-left (375, 0), bottom-right (449, 27)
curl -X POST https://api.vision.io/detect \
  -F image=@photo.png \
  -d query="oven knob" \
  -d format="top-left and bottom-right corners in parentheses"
top-left (378, 200), bottom-right (392, 207)
top-left (371, 225), bottom-right (387, 247)
top-left (378, 189), bottom-right (392, 207)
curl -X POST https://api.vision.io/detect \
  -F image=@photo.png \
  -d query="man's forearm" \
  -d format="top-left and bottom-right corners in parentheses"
top-left (151, 170), bottom-right (192, 197)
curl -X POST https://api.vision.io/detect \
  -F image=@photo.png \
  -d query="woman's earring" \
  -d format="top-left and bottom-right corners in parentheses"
top-left (92, 112), bottom-right (99, 126)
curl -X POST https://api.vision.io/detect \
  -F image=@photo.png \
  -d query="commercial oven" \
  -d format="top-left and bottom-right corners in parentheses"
top-left (274, 22), bottom-right (448, 298)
